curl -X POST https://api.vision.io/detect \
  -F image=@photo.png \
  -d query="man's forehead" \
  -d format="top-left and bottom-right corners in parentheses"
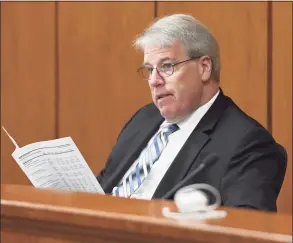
top-left (144, 46), bottom-right (172, 56)
top-left (143, 42), bottom-right (186, 63)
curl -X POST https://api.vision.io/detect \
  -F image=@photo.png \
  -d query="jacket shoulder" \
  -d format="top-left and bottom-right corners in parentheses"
top-left (118, 103), bottom-right (160, 136)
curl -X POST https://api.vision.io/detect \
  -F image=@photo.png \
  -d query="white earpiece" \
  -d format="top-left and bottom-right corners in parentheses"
top-left (162, 183), bottom-right (227, 220)
top-left (175, 188), bottom-right (208, 212)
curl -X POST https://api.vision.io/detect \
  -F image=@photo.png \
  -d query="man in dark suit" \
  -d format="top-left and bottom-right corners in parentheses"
top-left (97, 14), bottom-right (286, 211)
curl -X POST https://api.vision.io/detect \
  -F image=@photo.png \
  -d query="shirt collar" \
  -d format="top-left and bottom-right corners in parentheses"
top-left (161, 89), bottom-right (220, 132)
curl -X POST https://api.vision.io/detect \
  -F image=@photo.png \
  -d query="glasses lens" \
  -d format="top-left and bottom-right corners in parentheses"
top-left (163, 67), bottom-right (174, 77)
top-left (159, 63), bottom-right (173, 77)
top-left (138, 67), bottom-right (151, 80)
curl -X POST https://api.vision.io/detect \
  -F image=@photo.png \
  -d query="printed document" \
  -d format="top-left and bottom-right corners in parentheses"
top-left (2, 127), bottom-right (104, 194)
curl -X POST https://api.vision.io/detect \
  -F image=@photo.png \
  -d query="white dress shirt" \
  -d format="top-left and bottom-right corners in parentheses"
top-left (116, 90), bottom-right (220, 200)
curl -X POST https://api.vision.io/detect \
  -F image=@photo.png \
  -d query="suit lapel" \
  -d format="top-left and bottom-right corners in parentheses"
top-left (153, 130), bottom-right (210, 198)
top-left (103, 106), bottom-right (164, 192)
top-left (153, 89), bottom-right (232, 198)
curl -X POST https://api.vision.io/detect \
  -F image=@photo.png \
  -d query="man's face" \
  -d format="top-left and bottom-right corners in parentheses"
top-left (143, 42), bottom-right (205, 123)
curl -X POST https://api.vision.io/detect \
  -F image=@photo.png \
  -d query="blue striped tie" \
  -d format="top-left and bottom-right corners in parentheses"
top-left (112, 123), bottom-right (179, 197)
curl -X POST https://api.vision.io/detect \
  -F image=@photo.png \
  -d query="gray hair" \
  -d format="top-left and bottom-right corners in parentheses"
top-left (134, 14), bottom-right (220, 81)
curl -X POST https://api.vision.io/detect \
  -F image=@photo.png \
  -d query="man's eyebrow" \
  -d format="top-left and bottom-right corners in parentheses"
top-left (143, 57), bottom-right (176, 66)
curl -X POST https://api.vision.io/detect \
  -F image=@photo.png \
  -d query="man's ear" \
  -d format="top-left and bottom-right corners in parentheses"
top-left (199, 56), bottom-right (212, 82)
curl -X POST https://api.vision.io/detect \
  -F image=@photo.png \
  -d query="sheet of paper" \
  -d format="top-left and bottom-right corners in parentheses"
top-left (12, 137), bottom-right (104, 194)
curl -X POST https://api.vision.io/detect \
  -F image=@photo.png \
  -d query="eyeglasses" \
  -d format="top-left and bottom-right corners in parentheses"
top-left (137, 56), bottom-right (202, 80)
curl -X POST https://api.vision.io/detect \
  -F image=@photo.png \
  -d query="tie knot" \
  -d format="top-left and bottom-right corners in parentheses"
top-left (162, 124), bottom-right (179, 137)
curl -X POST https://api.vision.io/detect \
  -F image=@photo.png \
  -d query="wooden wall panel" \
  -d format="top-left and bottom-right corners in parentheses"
top-left (1, 2), bottom-right (291, 215)
top-left (157, 2), bottom-right (268, 128)
top-left (272, 2), bottom-right (292, 214)
top-left (58, 2), bottom-right (154, 175)
top-left (0, 3), bottom-right (56, 184)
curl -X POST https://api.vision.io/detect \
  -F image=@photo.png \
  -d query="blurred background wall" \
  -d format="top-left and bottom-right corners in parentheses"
top-left (1, 2), bottom-right (292, 214)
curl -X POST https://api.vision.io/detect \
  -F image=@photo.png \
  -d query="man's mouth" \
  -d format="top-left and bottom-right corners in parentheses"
top-left (156, 93), bottom-right (173, 101)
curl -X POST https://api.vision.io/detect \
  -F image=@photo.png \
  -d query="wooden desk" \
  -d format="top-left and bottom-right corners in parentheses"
top-left (1, 184), bottom-right (292, 243)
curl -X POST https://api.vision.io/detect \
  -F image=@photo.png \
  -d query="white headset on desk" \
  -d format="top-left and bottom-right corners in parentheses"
top-left (162, 183), bottom-right (227, 220)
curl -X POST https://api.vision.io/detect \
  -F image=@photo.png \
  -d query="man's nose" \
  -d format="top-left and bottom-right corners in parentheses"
top-left (148, 69), bottom-right (165, 87)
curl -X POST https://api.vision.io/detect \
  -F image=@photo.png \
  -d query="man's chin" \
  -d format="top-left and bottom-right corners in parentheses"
top-left (159, 108), bottom-right (181, 123)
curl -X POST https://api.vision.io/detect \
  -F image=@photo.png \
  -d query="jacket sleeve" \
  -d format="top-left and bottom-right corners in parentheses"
top-left (96, 106), bottom-right (148, 184)
top-left (220, 126), bottom-right (286, 212)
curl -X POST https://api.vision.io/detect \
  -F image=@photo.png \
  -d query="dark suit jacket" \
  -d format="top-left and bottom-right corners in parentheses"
top-left (97, 89), bottom-right (286, 212)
